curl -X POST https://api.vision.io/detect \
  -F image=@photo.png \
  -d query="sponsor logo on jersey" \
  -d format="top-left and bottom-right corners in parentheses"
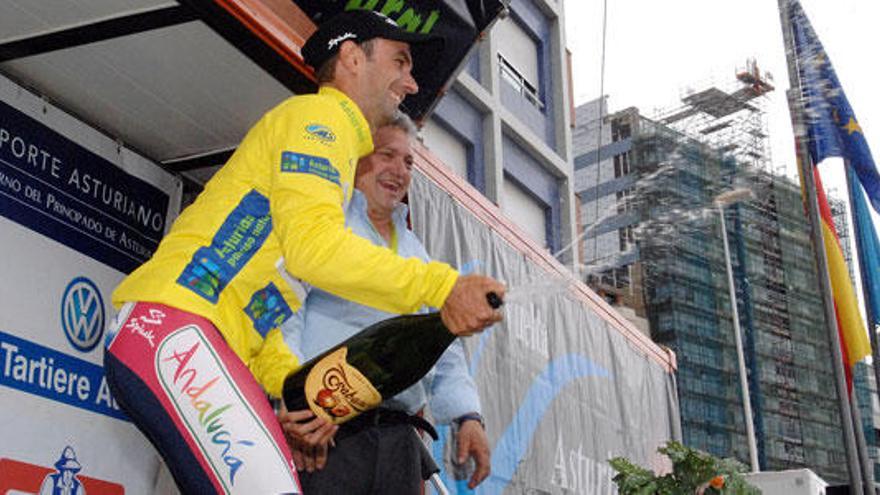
top-left (280, 152), bottom-right (340, 186)
top-left (304, 124), bottom-right (336, 144)
top-left (178, 190), bottom-right (272, 303)
top-left (244, 282), bottom-right (293, 337)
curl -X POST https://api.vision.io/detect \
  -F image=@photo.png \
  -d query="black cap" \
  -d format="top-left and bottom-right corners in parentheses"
top-left (302, 10), bottom-right (443, 74)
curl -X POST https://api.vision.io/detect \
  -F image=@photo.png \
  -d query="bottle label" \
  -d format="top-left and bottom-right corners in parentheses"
top-left (304, 347), bottom-right (382, 424)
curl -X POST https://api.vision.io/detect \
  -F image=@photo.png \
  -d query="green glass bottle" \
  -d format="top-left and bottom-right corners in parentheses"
top-left (283, 293), bottom-right (502, 424)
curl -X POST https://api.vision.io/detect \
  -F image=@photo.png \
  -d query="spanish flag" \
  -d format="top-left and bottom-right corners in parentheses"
top-left (791, 1), bottom-right (873, 385)
top-left (813, 169), bottom-right (870, 385)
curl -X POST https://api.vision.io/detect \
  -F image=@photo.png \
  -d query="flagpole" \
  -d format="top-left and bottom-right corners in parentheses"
top-left (850, 386), bottom-right (876, 492)
top-left (777, 1), bottom-right (864, 492)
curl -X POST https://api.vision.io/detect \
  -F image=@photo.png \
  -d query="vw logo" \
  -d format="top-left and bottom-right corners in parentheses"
top-left (61, 277), bottom-right (105, 352)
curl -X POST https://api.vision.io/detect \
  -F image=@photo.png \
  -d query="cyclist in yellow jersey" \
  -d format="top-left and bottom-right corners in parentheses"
top-left (103, 10), bottom-right (505, 495)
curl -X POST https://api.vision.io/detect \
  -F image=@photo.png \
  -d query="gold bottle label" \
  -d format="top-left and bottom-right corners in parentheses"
top-left (303, 347), bottom-right (382, 424)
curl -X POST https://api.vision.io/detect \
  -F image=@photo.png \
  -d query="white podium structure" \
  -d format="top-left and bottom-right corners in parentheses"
top-left (743, 469), bottom-right (828, 495)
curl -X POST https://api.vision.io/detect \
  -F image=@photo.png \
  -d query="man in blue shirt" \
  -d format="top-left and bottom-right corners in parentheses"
top-left (279, 113), bottom-right (490, 493)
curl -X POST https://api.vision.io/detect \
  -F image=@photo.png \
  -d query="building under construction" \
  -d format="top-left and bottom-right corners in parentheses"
top-left (573, 61), bottom-right (870, 483)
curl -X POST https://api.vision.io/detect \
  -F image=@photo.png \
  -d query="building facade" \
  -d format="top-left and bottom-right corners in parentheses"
top-left (419, 0), bottom-right (577, 262)
top-left (573, 95), bottom-right (859, 483)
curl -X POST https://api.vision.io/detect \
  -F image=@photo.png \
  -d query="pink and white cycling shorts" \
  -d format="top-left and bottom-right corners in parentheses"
top-left (104, 302), bottom-right (301, 494)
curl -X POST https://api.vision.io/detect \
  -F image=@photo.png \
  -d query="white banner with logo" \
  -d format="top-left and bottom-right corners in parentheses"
top-left (409, 170), bottom-right (680, 494)
top-left (0, 74), bottom-right (181, 494)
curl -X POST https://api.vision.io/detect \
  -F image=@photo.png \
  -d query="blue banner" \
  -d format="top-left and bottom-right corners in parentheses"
top-left (0, 100), bottom-right (169, 273)
top-left (849, 171), bottom-right (880, 329)
top-left (0, 330), bottom-right (127, 420)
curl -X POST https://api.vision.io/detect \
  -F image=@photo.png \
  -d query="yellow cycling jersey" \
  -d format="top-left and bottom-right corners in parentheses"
top-left (113, 87), bottom-right (459, 397)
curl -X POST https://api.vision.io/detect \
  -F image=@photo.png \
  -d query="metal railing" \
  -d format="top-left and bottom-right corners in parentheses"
top-left (498, 54), bottom-right (544, 110)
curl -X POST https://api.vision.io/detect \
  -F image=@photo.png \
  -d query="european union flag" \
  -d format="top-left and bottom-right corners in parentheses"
top-left (790, 0), bottom-right (880, 214)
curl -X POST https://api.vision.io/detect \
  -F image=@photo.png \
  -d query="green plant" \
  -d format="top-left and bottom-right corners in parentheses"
top-left (609, 441), bottom-right (761, 495)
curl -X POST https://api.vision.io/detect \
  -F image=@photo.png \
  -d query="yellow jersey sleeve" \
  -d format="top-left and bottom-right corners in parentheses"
top-left (250, 328), bottom-right (300, 398)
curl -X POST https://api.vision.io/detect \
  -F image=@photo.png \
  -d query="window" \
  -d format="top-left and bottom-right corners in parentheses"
top-left (498, 54), bottom-right (543, 110)
top-left (616, 187), bottom-right (633, 213)
top-left (495, 17), bottom-right (542, 110)
top-left (501, 176), bottom-right (548, 248)
top-left (613, 152), bottom-right (630, 178)
top-left (619, 225), bottom-right (635, 251)
top-left (421, 119), bottom-right (468, 179)
top-left (614, 265), bottom-right (630, 289)
top-left (612, 121), bottom-right (631, 141)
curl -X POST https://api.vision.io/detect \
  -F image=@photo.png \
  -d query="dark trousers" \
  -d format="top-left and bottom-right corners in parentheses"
top-left (298, 422), bottom-right (428, 494)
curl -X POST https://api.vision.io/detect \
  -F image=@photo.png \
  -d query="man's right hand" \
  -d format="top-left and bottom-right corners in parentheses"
top-left (278, 407), bottom-right (337, 472)
top-left (440, 274), bottom-right (506, 336)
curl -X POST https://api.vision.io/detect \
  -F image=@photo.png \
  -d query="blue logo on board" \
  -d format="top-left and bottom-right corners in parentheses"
top-left (60, 277), bottom-right (105, 352)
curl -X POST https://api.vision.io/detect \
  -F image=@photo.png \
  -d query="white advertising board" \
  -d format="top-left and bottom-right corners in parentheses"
top-left (0, 74), bottom-right (181, 494)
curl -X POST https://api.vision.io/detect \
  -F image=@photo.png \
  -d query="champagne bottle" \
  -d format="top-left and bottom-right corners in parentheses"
top-left (283, 292), bottom-right (502, 424)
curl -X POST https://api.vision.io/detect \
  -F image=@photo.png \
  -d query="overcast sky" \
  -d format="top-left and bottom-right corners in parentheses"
top-left (563, 0), bottom-right (880, 244)
top-left (562, 0), bottom-right (880, 321)
top-left (564, 0), bottom-right (878, 193)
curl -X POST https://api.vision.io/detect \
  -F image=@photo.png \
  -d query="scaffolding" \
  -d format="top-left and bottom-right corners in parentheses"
top-left (630, 133), bottom-right (849, 480)
top-left (655, 59), bottom-right (775, 176)
top-left (572, 61), bottom-right (856, 482)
